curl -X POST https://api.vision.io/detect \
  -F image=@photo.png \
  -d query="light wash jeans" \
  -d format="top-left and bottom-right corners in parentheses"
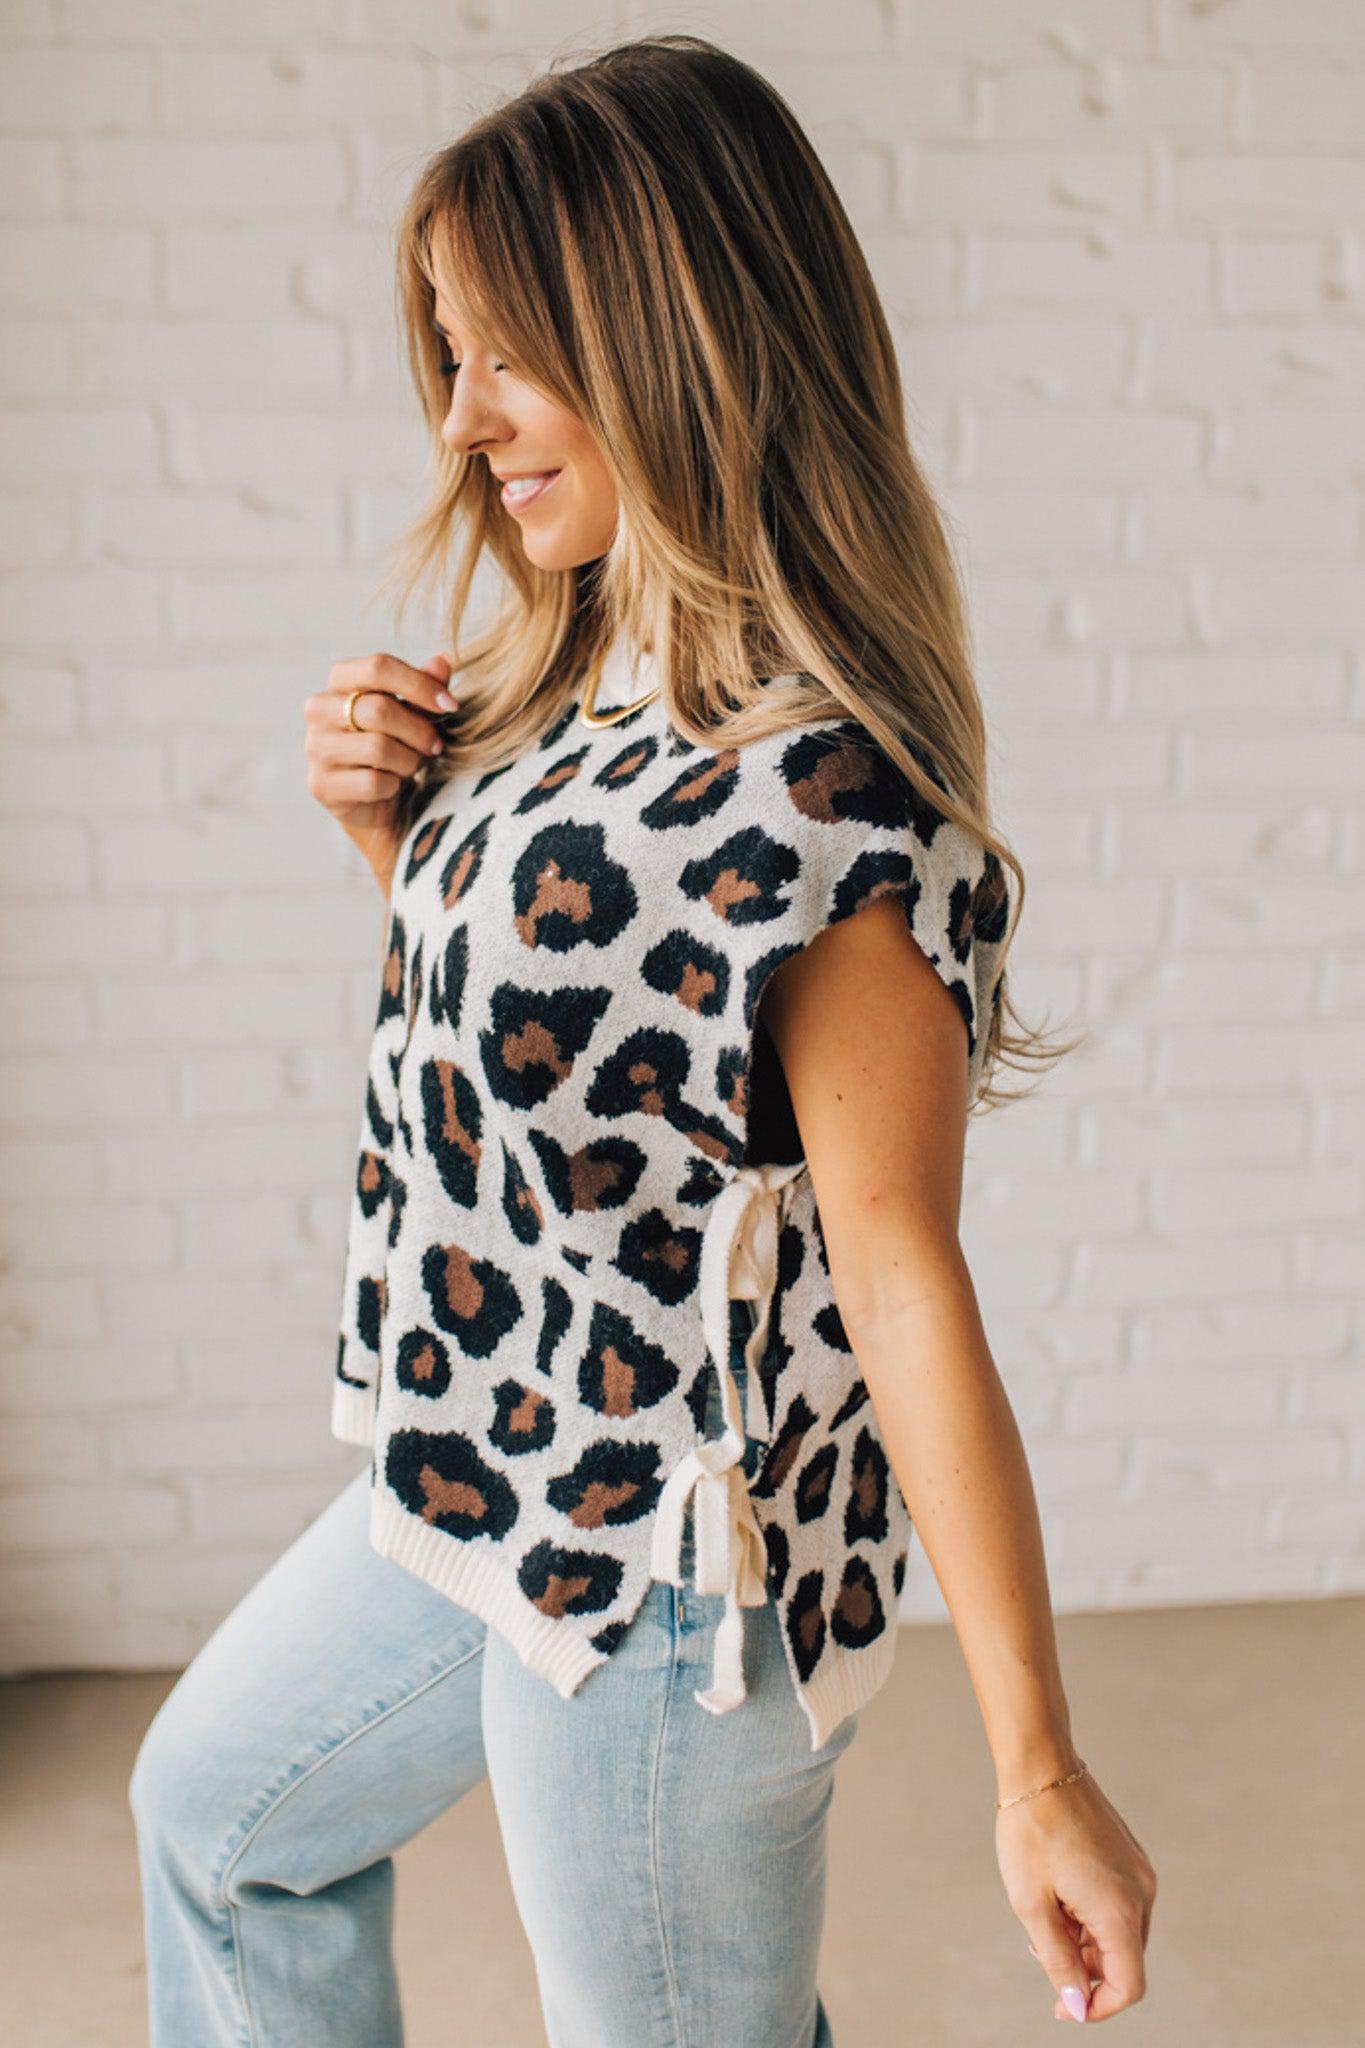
top-left (128, 1334), bottom-right (863, 2047)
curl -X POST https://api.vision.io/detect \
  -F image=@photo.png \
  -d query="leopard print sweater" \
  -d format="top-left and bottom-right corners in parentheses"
top-left (329, 640), bottom-right (1009, 1751)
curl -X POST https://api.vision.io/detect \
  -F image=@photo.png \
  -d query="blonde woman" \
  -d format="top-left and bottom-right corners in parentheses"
top-left (129, 34), bottom-right (1155, 2046)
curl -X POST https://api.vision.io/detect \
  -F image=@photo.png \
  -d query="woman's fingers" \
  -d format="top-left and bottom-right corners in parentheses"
top-left (304, 651), bottom-right (460, 832)
top-left (330, 649), bottom-right (458, 723)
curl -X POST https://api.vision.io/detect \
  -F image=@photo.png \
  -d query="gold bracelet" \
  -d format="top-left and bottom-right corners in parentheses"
top-left (996, 1760), bottom-right (1089, 1811)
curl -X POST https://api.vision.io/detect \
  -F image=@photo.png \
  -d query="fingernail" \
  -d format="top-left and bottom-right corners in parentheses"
top-left (1061, 1985), bottom-right (1089, 2022)
top-left (435, 690), bottom-right (457, 709)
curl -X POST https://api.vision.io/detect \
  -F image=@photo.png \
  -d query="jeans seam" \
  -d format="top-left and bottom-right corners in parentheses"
top-left (215, 1636), bottom-right (486, 2047)
top-left (646, 1602), bottom-right (688, 2047)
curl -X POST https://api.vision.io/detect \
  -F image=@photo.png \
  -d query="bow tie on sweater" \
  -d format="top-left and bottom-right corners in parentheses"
top-left (648, 1158), bottom-right (807, 1717)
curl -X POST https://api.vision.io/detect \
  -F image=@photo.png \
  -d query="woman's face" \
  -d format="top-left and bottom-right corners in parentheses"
top-left (432, 286), bottom-right (620, 569)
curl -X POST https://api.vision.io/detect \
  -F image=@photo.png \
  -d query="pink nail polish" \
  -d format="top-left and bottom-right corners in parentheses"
top-left (1061, 1985), bottom-right (1089, 2022)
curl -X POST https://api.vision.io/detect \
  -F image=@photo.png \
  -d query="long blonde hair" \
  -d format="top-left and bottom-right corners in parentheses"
top-left (370, 32), bottom-right (1082, 1111)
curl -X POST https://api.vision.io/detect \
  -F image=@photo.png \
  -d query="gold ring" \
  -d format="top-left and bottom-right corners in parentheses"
top-left (342, 688), bottom-right (367, 732)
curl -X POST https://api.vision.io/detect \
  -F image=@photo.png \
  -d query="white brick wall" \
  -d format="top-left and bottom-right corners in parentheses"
top-left (1, 1), bottom-right (1361, 1672)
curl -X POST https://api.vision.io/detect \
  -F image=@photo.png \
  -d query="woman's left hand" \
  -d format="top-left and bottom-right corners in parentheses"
top-left (994, 1762), bottom-right (1157, 2024)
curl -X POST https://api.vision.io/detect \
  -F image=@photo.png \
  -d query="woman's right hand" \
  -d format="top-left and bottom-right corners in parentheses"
top-left (305, 650), bottom-right (460, 880)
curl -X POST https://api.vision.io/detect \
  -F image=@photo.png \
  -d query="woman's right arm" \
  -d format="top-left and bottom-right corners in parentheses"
top-left (304, 649), bottom-right (460, 901)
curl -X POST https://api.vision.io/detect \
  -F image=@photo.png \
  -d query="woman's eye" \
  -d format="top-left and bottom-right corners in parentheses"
top-left (437, 356), bottom-right (505, 380)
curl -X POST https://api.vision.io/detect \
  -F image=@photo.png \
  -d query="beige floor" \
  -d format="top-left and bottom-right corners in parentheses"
top-left (1, 1595), bottom-right (1361, 2047)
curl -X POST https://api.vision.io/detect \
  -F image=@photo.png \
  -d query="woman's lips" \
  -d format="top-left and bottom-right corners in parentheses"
top-left (501, 470), bottom-right (561, 514)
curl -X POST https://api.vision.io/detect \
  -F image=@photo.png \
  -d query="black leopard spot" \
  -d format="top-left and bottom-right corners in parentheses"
top-left (376, 911), bottom-right (407, 1025)
top-left (585, 1025), bottom-right (690, 1122)
top-left (403, 811), bottom-right (453, 884)
top-left (844, 1427), bottom-right (890, 1543)
top-left (437, 922), bottom-right (468, 1030)
top-left (680, 824), bottom-right (800, 932)
top-left (489, 1377), bottom-right (556, 1455)
top-left (577, 1301), bottom-right (680, 1416)
top-left (828, 1376), bottom-right (870, 1429)
top-left (642, 930), bottom-right (730, 1017)
top-left (385, 1429), bottom-right (519, 1541)
top-left (500, 1138), bottom-right (545, 1245)
top-left (786, 1569), bottom-right (826, 1682)
top-left (518, 1538), bottom-right (621, 1619)
top-left (515, 741), bottom-right (593, 813)
top-left (592, 730), bottom-right (660, 788)
top-left (536, 1275), bottom-right (573, 1377)
top-left (612, 1207), bottom-right (700, 1308)
top-left (436, 815), bottom-right (490, 910)
top-left (545, 1438), bottom-right (662, 1528)
top-left (480, 982), bottom-right (613, 1110)
top-left (751, 1393), bottom-right (817, 1500)
top-left (355, 1147), bottom-right (387, 1220)
top-left (795, 1441), bottom-right (839, 1524)
top-left (715, 1042), bottom-right (747, 1124)
top-left (813, 1298), bottom-right (853, 1357)
top-left (363, 1074), bottom-right (393, 1154)
top-left (640, 747), bottom-right (741, 828)
top-left (829, 1556), bottom-right (887, 1650)
top-left (356, 1272), bottom-right (384, 1354)
top-left (892, 1548), bottom-right (908, 1597)
top-left (394, 1325), bottom-right (452, 1400)
top-left (511, 820), bottom-right (637, 952)
top-left (762, 1519), bottom-right (790, 1598)
top-left (419, 1058), bottom-right (481, 1208)
top-left (830, 843), bottom-right (917, 926)
top-left (530, 1129), bottom-right (646, 1218)
top-left (420, 1240), bottom-right (521, 1359)
top-left (384, 1165), bottom-right (406, 1246)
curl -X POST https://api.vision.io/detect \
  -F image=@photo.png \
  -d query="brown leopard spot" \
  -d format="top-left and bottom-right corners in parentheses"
top-left (834, 1578), bottom-right (875, 1631)
top-left (431, 1244), bottom-right (484, 1322)
top-left (515, 859), bottom-right (594, 946)
top-left (506, 1388), bottom-right (549, 1435)
top-left (704, 868), bottom-right (762, 920)
top-left (675, 962), bottom-right (720, 1012)
top-left (568, 1480), bottom-right (641, 1528)
top-left (441, 842), bottom-right (479, 907)
top-left (500, 1018), bottom-right (571, 1085)
top-left (418, 1467), bottom-right (489, 1525)
top-left (430, 1062), bottom-right (479, 1168)
top-left (599, 1345), bottom-right (638, 1417)
top-left (534, 1572), bottom-right (594, 1618)
top-left (790, 746), bottom-right (879, 825)
top-left (407, 1340), bottom-right (442, 1384)
top-left (765, 1427), bottom-right (810, 1491)
top-left (567, 1151), bottom-right (631, 1211)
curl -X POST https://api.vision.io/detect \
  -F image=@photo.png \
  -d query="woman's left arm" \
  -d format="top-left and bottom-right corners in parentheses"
top-left (759, 893), bottom-right (1158, 2027)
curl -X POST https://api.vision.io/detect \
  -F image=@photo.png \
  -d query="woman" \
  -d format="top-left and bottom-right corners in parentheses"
top-left (129, 33), bottom-right (1156, 2046)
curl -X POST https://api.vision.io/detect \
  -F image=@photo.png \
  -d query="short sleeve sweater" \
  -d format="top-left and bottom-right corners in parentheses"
top-left (329, 637), bottom-right (1010, 1750)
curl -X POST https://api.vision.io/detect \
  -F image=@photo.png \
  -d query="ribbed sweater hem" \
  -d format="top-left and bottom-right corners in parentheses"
top-left (791, 1608), bottom-right (900, 1751)
top-left (368, 1488), bottom-right (608, 1700)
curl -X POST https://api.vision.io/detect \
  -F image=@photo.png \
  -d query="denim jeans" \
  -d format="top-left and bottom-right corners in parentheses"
top-left (127, 1321), bottom-right (863, 2047)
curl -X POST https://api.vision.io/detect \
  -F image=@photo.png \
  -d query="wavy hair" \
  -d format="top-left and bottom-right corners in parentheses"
top-left (369, 32), bottom-right (1082, 1110)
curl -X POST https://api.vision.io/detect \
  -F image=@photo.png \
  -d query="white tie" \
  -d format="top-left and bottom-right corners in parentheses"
top-left (649, 1159), bottom-right (807, 1716)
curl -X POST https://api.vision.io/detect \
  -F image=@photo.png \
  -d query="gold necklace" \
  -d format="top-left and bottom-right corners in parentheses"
top-left (578, 648), bottom-right (661, 728)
